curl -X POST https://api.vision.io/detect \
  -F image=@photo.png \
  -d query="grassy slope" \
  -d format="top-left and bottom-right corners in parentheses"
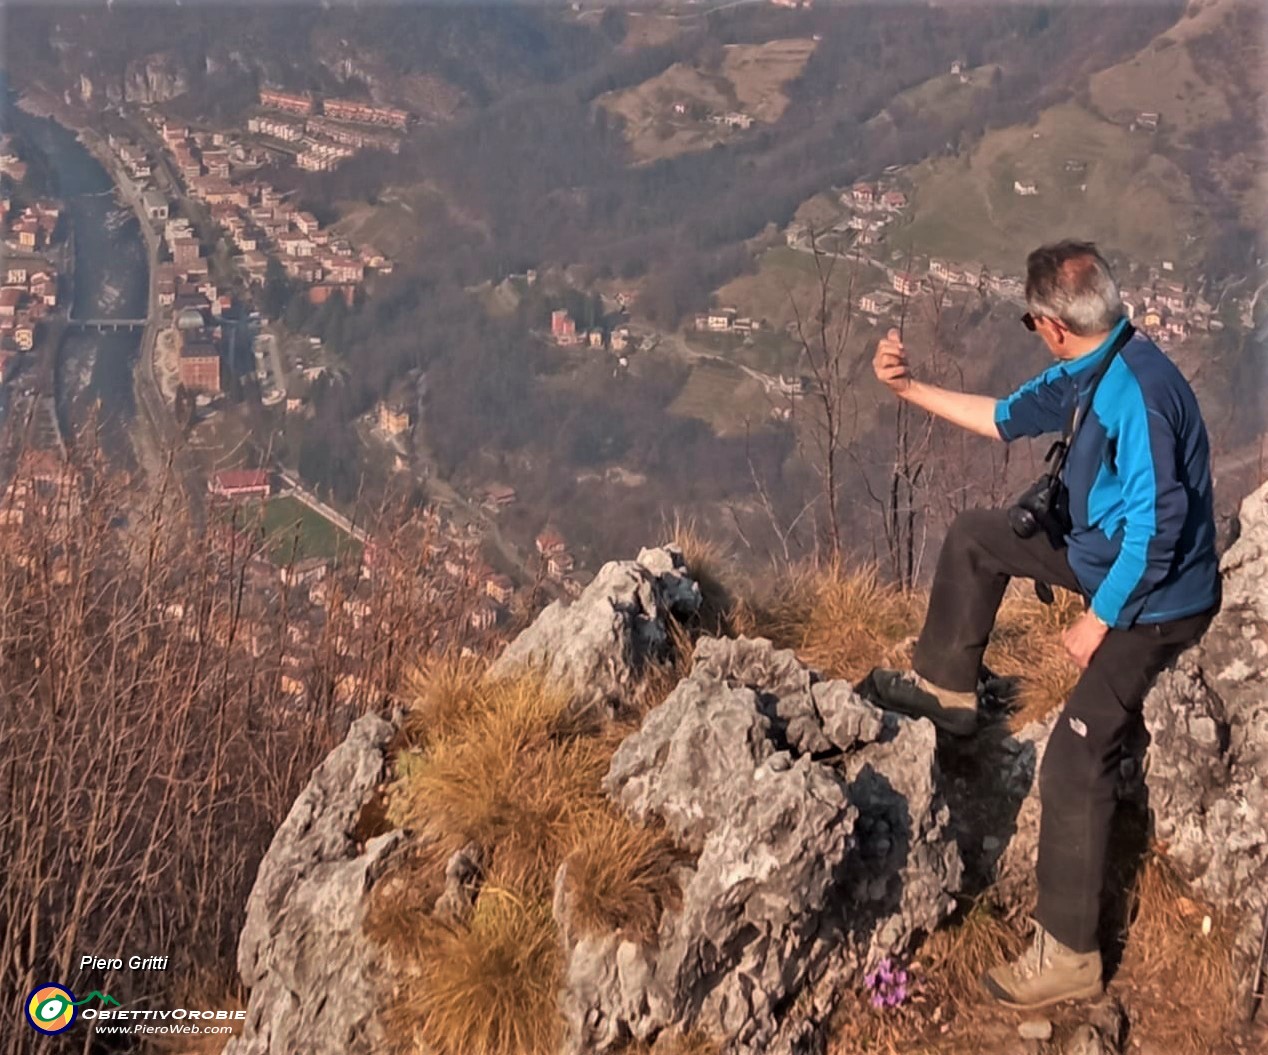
top-left (896, 101), bottom-right (1204, 273)
top-left (596, 38), bottom-right (817, 163)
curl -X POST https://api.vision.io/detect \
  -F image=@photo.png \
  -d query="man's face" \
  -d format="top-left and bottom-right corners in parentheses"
top-left (1023, 312), bottom-right (1072, 359)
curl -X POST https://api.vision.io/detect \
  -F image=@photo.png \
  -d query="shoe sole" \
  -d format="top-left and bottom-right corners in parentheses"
top-left (981, 974), bottom-right (1104, 1010)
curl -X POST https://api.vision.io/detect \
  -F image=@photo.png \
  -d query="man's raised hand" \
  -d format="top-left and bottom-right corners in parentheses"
top-left (873, 328), bottom-right (912, 394)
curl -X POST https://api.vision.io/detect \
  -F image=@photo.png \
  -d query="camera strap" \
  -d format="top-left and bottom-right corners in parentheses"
top-left (1044, 320), bottom-right (1135, 479)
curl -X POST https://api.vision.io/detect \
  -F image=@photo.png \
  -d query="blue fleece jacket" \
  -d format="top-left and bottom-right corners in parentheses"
top-left (994, 318), bottom-right (1219, 628)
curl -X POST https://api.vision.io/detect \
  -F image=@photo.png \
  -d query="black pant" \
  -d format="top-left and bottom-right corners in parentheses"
top-left (912, 509), bottom-right (1213, 953)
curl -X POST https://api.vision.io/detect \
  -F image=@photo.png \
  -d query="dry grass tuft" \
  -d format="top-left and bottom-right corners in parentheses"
top-left (363, 838), bottom-right (453, 961)
top-left (917, 897), bottom-right (1024, 1012)
top-left (984, 584), bottom-right (1083, 729)
top-left (670, 514), bottom-right (738, 635)
top-left (389, 670), bottom-right (610, 888)
top-left (396, 651), bottom-right (490, 750)
top-left (735, 561), bottom-right (922, 683)
top-left (385, 884), bottom-right (563, 1055)
top-left (1118, 852), bottom-right (1240, 1052)
top-left (562, 807), bottom-right (685, 942)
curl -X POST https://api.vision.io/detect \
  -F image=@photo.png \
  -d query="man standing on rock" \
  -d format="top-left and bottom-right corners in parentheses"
top-left (868, 241), bottom-right (1219, 1010)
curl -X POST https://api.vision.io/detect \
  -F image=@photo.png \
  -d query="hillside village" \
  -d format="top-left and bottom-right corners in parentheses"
top-left (774, 164), bottom-right (1228, 348)
top-left (0, 134), bottom-right (62, 367)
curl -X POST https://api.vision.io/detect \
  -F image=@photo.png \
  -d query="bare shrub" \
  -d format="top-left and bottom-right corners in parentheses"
top-left (0, 440), bottom-right (475, 1055)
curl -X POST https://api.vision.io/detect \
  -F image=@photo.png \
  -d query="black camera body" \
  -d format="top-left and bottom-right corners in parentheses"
top-left (1008, 468), bottom-right (1071, 543)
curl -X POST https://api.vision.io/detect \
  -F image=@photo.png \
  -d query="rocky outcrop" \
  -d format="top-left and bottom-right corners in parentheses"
top-left (560, 636), bottom-right (962, 1055)
top-left (1143, 482), bottom-right (1268, 990)
top-left (490, 544), bottom-right (702, 719)
top-left (75, 53), bottom-right (191, 107)
top-left (225, 713), bottom-right (402, 1055)
top-left (227, 486), bottom-right (1268, 1055)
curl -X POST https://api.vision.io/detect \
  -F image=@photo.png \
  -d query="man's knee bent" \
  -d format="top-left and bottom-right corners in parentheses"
top-left (943, 508), bottom-right (1007, 556)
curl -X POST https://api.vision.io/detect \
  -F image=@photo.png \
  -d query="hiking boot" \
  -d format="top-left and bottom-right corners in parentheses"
top-left (866, 668), bottom-right (978, 736)
top-left (983, 923), bottom-right (1104, 1010)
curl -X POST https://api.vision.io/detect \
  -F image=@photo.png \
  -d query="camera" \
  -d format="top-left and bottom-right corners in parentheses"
top-left (1008, 472), bottom-right (1070, 542)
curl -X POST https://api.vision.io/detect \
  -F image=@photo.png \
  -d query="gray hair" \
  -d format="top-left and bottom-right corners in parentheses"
top-left (1025, 240), bottom-right (1123, 336)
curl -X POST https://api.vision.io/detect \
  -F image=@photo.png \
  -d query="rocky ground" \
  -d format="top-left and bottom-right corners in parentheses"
top-left (224, 484), bottom-right (1268, 1055)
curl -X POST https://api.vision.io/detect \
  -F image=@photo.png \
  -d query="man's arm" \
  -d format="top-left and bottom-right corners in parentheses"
top-left (898, 381), bottom-right (1002, 440)
top-left (872, 329), bottom-right (1002, 440)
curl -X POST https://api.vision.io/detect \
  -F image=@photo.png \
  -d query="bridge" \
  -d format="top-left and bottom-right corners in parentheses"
top-left (66, 317), bottom-right (149, 332)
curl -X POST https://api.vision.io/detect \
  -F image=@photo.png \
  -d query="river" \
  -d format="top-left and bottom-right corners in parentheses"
top-left (5, 100), bottom-right (149, 461)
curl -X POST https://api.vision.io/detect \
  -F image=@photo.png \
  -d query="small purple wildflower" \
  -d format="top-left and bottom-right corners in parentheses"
top-left (863, 957), bottom-right (910, 1009)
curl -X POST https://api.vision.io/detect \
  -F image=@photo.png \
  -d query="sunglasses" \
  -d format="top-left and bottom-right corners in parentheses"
top-left (1021, 312), bottom-right (1066, 333)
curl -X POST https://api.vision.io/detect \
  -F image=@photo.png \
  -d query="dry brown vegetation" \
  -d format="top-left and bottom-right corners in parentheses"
top-left (738, 564), bottom-right (1081, 725)
top-left (376, 661), bottom-right (688, 1055)
top-left (371, 541), bottom-right (1093, 1055)
top-left (1115, 852), bottom-right (1242, 1054)
top-left (736, 561), bottom-right (923, 683)
top-left (561, 809), bottom-right (686, 943)
top-left (0, 441), bottom-right (477, 1055)
top-left (983, 584), bottom-right (1084, 729)
top-left (7, 434), bottom-right (1238, 1055)
top-left (384, 885), bottom-right (564, 1055)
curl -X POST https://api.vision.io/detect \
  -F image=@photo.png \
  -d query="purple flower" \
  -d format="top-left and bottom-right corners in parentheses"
top-left (863, 957), bottom-right (910, 1010)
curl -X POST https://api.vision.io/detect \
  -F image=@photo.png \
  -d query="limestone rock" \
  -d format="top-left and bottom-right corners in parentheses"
top-left (433, 842), bottom-right (485, 924)
top-left (1143, 481), bottom-right (1268, 993)
top-left (566, 635), bottom-right (962, 1055)
top-left (489, 544), bottom-right (701, 719)
top-left (226, 713), bottom-right (401, 1055)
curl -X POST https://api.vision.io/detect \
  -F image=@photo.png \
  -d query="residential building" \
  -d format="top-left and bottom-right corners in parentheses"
top-left (259, 88), bottom-right (315, 116)
top-left (485, 574), bottom-right (515, 606)
top-left (484, 484), bottom-right (517, 509)
top-left (377, 401), bottom-right (412, 436)
top-left (171, 236), bottom-right (201, 269)
top-left (178, 337), bottom-right (221, 395)
top-left (1013, 180), bottom-right (1038, 196)
top-left (470, 598), bottom-right (501, 631)
top-left (547, 551), bottom-right (575, 579)
top-left (248, 115), bottom-right (305, 142)
top-left (142, 189), bottom-right (169, 222)
top-left (535, 529), bottom-right (567, 556)
top-left (321, 98), bottom-right (411, 130)
top-left (859, 292), bottom-right (889, 316)
top-left (201, 150), bottom-right (230, 178)
top-left (551, 309), bottom-right (578, 345)
top-left (209, 469), bottom-right (271, 499)
top-left (707, 308), bottom-right (737, 331)
top-left (850, 182), bottom-right (875, 207)
top-left (891, 271), bottom-right (921, 297)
